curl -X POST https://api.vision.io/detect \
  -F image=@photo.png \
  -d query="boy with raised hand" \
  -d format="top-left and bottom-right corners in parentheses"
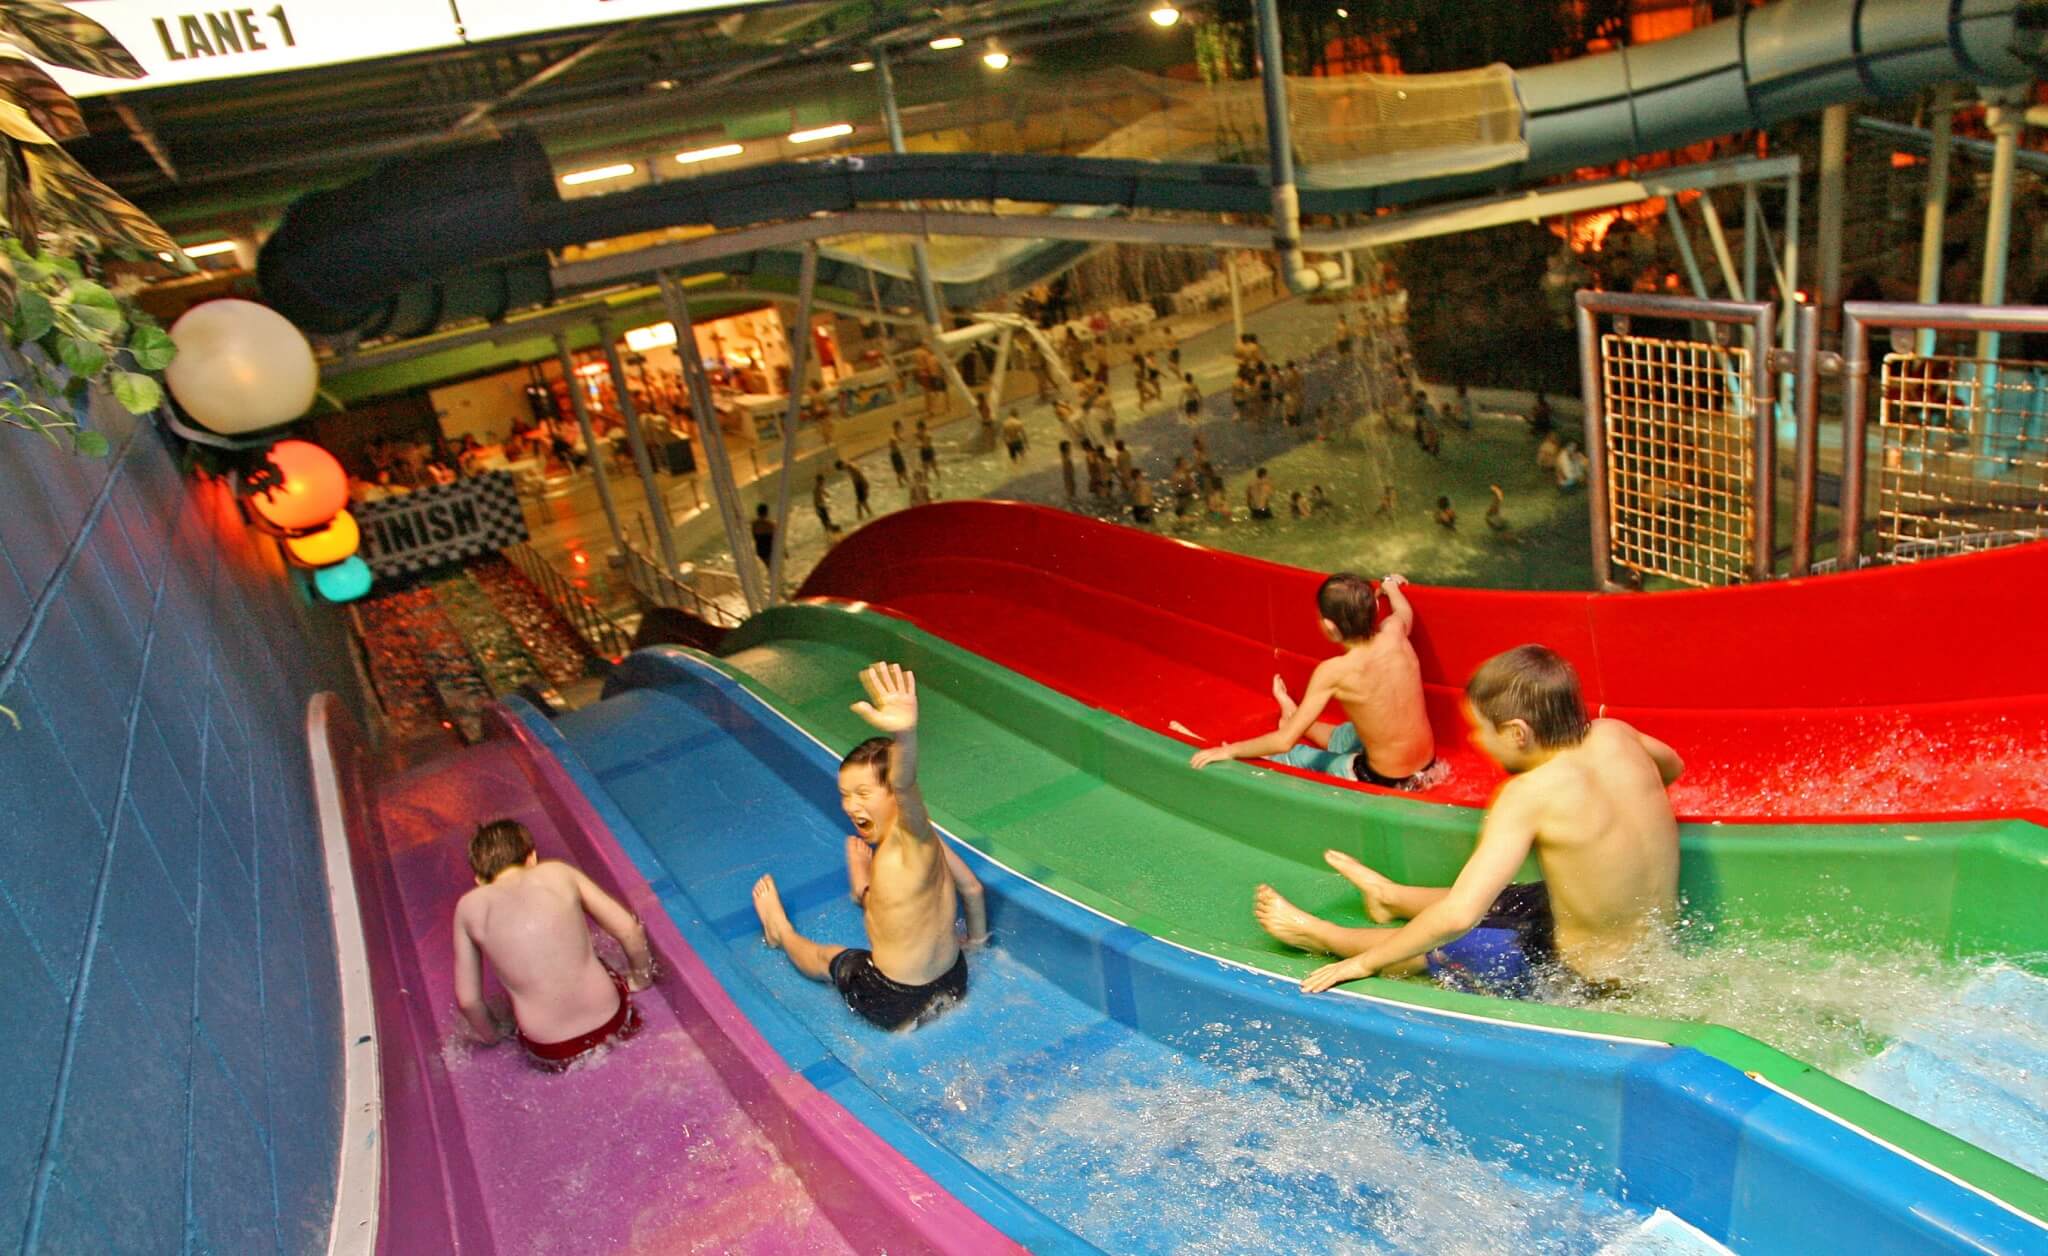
top-left (1254, 645), bottom-right (1683, 999)
top-left (1188, 573), bottom-right (1439, 791)
top-left (453, 819), bottom-right (655, 1072)
top-left (752, 662), bottom-right (986, 1031)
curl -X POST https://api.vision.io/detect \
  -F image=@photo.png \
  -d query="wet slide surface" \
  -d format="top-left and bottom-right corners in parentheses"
top-left (700, 604), bottom-right (2048, 1226)
top-left (337, 705), bottom-right (1017, 1254)
top-left (549, 651), bottom-right (2047, 1253)
top-left (798, 503), bottom-right (2048, 822)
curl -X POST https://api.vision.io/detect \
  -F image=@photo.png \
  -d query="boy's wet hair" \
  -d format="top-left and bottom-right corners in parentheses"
top-left (841, 736), bottom-right (893, 787)
top-left (470, 819), bottom-right (535, 882)
top-left (1316, 573), bottom-right (1379, 640)
top-left (1466, 645), bottom-right (1589, 747)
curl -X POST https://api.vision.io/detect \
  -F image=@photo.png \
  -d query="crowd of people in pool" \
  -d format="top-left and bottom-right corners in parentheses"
top-left (449, 568), bottom-right (1680, 1067)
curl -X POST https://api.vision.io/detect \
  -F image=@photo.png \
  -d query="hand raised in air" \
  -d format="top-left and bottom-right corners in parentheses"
top-left (851, 661), bottom-right (919, 733)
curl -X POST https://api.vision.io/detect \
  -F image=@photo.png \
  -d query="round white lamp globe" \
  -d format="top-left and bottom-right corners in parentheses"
top-left (164, 299), bottom-right (319, 435)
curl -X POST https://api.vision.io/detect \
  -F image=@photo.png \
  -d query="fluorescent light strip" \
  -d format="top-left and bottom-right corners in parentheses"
top-left (788, 123), bottom-right (853, 144)
top-left (929, 35), bottom-right (964, 49)
top-left (560, 162), bottom-right (636, 186)
top-left (181, 239), bottom-right (238, 258)
top-left (849, 60), bottom-right (875, 72)
top-left (675, 143), bottom-right (743, 165)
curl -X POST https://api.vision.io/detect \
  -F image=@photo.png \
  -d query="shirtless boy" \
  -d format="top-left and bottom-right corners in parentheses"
top-left (453, 820), bottom-right (655, 1071)
top-left (752, 663), bottom-right (988, 1031)
top-left (1254, 645), bottom-right (1682, 998)
top-left (1189, 573), bottom-right (1439, 790)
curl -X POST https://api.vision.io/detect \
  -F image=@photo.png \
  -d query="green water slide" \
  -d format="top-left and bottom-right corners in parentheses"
top-left (693, 600), bottom-right (2048, 1224)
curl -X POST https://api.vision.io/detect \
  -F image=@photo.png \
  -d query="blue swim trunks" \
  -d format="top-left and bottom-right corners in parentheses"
top-left (1425, 881), bottom-right (1555, 1000)
top-left (1269, 724), bottom-right (1446, 790)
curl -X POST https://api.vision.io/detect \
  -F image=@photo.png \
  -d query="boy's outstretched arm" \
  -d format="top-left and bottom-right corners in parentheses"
top-left (1378, 573), bottom-right (1415, 634)
top-left (941, 844), bottom-right (989, 945)
top-left (1635, 726), bottom-right (1684, 786)
top-left (1191, 661), bottom-right (1338, 768)
top-left (1300, 786), bottom-right (1536, 993)
top-left (853, 662), bottom-right (937, 843)
top-left (451, 909), bottom-right (501, 1043)
top-left (570, 867), bottom-right (655, 989)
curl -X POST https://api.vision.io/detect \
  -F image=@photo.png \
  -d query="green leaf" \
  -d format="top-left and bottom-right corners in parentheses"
top-left (12, 284), bottom-right (50, 339)
top-left (70, 427), bottom-right (106, 457)
top-left (0, 1), bottom-right (145, 80)
top-left (125, 320), bottom-right (174, 370)
top-left (109, 368), bottom-right (159, 414)
top-left (54, 330), bottom-right (104, 377)
top-left (65, 278), bottom-right (122, 334)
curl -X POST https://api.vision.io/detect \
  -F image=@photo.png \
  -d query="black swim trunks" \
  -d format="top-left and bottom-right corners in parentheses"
top-left (829, 948), bottom-right (968, 1031)
top-left (1427, 881), bottom-right (1632, 1001)
top-left (1353, 755), bottom-right (1449, 792)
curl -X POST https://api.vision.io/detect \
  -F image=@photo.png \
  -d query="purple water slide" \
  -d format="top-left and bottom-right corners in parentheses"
top-left (327, 700), bottom-right (1019, 1254)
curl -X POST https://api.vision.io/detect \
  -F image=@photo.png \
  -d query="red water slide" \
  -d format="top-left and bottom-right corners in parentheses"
top-left (797, 502), bottom-right (2048, 823)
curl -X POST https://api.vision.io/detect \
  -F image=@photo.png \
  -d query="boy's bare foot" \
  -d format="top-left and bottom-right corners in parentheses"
top-left (846, 835), bottom-right (874, 905)
top-left (1254, 884), bottom-right (1334, 955)
top-left (752, 875), bottom-right (790, 950)
top-left (1323, 850), bottom-right (1399, 924)
top-left (1271, 674), bottom-right (1297, 723)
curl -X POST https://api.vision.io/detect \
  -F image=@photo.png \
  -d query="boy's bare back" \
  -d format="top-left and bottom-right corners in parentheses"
top-left (1315, 622), bottom-right (1434, 779)
top-left (1493, 719), bottom-right (1679, 976)
top-left (455, 861), bottom-right (643, 1044)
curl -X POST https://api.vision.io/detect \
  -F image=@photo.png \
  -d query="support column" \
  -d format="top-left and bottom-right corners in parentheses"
top-left (1781, 169), bottom-right (1801, 367)
top-left (596, 325), bottom-right (679, 573)
top-left (1742, 184), bottom-right (1760, 309)
top-left (1917, 85), bottom-right (1957, 356)
top-left (1977, 87), bottom-right (2024, 364)
top-left (767, 245), bottom-right (818, 605)
top-left (1227, 252), bottom-right (1244, 343)
top-left (986, 324), bottom-right (1016, 417)
top-left (1698, 192), bottom-right (1743, 299)
top-left (874, 46), bottom-right (944, 333)
top-left (657, 269), bottom-right (767, 613)
top-left (1815, 104), bottom-right (1850, 330)
top-left (553, 332), bottom-right (625, 558)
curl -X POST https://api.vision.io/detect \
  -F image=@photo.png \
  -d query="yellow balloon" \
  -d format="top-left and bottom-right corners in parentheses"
top-left (164, 299), bottom-right (319, 434)
top-left (286, 510), bottom-right (360, 566)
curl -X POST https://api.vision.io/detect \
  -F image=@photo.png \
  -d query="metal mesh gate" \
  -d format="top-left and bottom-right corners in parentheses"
top-left (1873, 353), bottom-right (2048, 552)
top-left (1575, 292), bottom-right (1777, 590)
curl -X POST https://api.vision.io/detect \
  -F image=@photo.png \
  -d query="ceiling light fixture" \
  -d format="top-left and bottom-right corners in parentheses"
top-left (181, 239), bottom-right (239, 258)
top-left (850, 59), bottom-right (875, 72)
top-left (1148, 4), bottom-right (1181, 27)
top-left (560, 162), bottom-right (636, 186)
top-left (675, 143), bottom-right (744, 165)
top-left (982, 48), bottom-right (1011, 70)
top-left (788, 123), bottom-right (854, 144)
top-left (929, 35), bottom-right (964, 49)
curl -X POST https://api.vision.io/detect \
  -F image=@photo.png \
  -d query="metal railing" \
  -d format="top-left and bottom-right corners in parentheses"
top-left (504, 543), bottom-right (634, 660)
top-left (1841, 301), bottom-right (2048, 568)
top-left (619, 538), bottom-right (746, 628)
top-left (1809, 528), bottom-right (2044, 576)
top-left (1574, 291), bottom-right (1777, 588)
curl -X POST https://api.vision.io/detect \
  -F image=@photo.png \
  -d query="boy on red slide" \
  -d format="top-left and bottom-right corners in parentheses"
top-left (453, 820), bottom-right (655, 1071)
top-left (1187, 573), bottom-right (1441, 791)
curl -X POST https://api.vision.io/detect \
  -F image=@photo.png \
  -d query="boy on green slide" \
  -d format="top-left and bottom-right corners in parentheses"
top-left (1254, 645), bottom-right (1684, 999)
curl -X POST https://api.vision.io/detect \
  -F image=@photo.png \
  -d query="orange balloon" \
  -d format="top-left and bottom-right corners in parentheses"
top-left (285, 510), bottom-right (359, 566)
top-left (251, 439), bottom-right (347, 532)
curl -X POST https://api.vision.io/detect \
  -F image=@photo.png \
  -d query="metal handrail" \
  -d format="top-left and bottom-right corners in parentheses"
top-left (504, 544), bottom-right (634, 660)
top-left (619, 538), bottom-right (745, 628)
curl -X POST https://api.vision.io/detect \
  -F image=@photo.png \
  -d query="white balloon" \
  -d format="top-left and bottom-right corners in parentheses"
top-left (164, 299), bottom-right (319, 434)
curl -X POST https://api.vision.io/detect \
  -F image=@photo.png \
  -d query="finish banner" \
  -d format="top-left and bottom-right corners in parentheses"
top-left (353, 471), bottom-right (529, 579)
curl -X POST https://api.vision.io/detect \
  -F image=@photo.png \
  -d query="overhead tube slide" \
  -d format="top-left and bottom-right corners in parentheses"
top-left (548, 647), bottom-right (2048, 1252)
top-left (687, 600), bottom-right (2048, 1224)
top-left (796, 502), bottom-right (2048, 824)
top-left (259, 0), bottom-right (2044, 337)
top-left (314, 695), bottom-right (1020, 1253)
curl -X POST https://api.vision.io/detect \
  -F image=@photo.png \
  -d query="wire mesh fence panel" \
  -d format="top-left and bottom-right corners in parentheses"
top-left (1598, 332), bottom-right (1756, 587)
top-left (1874, 353), bottom-right (2048, 556)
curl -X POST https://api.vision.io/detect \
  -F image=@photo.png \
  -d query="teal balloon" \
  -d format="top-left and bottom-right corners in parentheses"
top-left (314, 556), bottom-right (373, 602)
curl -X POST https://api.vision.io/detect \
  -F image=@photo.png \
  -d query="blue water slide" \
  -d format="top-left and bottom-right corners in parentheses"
top-left (260, 0), bottom-right (2044, 338)
top-left (500, 644), bottom-right (2048, 1253)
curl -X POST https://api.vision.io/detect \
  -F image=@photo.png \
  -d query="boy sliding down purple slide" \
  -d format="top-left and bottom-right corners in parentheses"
top-left (752, 662), bottom-right (988, 1031)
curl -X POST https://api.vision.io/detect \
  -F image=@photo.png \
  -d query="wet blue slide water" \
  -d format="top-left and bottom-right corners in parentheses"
top-left (503, 649), bottom-right (2048, 1254)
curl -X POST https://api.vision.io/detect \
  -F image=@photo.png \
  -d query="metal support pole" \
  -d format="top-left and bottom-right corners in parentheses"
top-left (1573, 299), bottom-right (1615, 591)
top-left (1781, 169), bottom-right (1801, 374)
top-left (1917, 85), bottom-right (1957, 355)
top-left (553, 332), bottom-right (625, 558)
top-left (595, 326), bottom-right (679, 574)
top-left (1977, 88), bottom-right (2024, 364)
top-left (767, 244), bottom-right (818, 605)
top-left (1839, 306), bottom-right (1872, 570)
top-left (874, 46), bottom-right (945, 333)
top-left (1789, 302), bottom-right (1820, 576)
top-left (1816, 104), bottom-right (1850, 328)
top-left (1748, 302), bottom-right (1779, 584)
top-left (1698, 192), bottom-right (1744, 300)
top-left (658, 269), bottom-right (766, 613)
top-left (1227, 252), bottom-right (1244, 343)
top-left (1742, 183), bottom-right (1759, 309)
top-left (1665, 196), bottom-right (1713, 299)
top-left (1253, 0), bottom-right (1312, 291)
top-left (986, 324), bottom-right (1016, 415)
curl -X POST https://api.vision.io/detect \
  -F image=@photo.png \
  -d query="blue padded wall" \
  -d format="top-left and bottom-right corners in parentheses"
top-left (0, 379), bottom-right (360, 1255)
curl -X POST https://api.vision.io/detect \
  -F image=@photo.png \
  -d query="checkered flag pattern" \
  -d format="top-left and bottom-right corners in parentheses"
top-left (355, 471), bottom-right (530, 579)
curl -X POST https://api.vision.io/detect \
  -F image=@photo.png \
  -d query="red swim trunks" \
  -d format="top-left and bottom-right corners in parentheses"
top-left (518, 966), bottom-right (642, 1072)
